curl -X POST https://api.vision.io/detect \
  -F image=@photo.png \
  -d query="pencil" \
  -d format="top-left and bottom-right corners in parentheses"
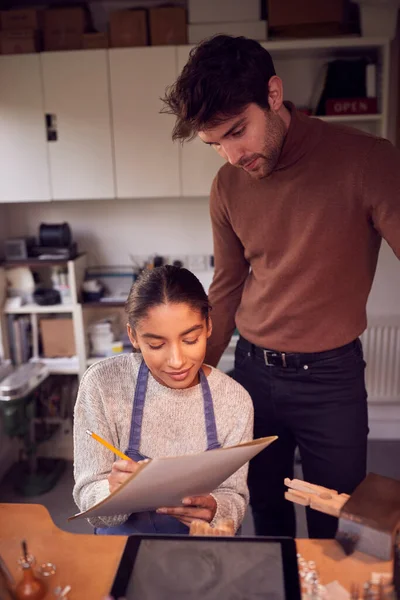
top-left (86, 430), bottom-right (131, 461)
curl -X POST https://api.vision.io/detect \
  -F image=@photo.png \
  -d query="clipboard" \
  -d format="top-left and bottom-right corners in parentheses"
top-left (70, 436), bottom-right (277, 520)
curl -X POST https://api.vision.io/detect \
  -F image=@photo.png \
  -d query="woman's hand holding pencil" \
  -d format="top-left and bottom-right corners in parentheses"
top-left (85, 430), bottom-right (147, 494)
top-left (107, 459), bottom-right (143, 494)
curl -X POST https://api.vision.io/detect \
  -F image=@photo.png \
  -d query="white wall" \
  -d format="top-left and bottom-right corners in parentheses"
top-left (2, 197), bottom-right (213, 263)
top-left (2, 198), bottom-right (400, 316)
top-left (2, 197), bottom-right (215, 290)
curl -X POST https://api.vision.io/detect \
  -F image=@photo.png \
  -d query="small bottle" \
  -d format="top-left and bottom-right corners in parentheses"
top-left (15, 541), bottom-right (47, 600)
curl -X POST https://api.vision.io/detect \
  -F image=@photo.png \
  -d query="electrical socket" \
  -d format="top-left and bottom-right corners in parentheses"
top-left (187, 254), bottom-right (208, 271)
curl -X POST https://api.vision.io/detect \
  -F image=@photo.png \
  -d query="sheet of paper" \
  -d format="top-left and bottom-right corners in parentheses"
top-left (70, 436), bottom-right (277, 520)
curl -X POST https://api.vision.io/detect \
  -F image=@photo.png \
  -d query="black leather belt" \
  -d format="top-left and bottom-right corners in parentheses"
top-left (238, 337), bottom-right (359, 369)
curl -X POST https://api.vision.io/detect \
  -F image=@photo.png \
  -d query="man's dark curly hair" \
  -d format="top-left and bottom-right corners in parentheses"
top-left (161, 35), bottom-right (276, 142)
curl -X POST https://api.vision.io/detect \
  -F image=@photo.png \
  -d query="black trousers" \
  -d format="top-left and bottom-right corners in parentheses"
top-left (233, 336), bottom-right (368, 539)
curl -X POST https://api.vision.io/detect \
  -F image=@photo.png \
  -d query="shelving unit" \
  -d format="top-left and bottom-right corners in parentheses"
top-left (0, 254), bottom-right (87, 378)
top-left (263, 36), bottom-right (391, 139)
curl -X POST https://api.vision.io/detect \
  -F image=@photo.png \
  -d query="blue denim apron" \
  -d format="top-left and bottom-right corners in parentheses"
top-left (95, 360), bottom-right (221, 535)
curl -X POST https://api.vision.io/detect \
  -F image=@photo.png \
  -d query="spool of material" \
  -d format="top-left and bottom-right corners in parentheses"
top-left (39, 223), bottom-right (72, 248)
top-left (33, 288), bottom-right (61, 306)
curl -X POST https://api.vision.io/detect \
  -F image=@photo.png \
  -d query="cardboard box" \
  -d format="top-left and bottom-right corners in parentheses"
top-left (43, 8), bottom-right (85, 51)
top-left (149, 7), bottom-right (187, 46)
top-left (0, 9), bottom-right (41, 31)
top-left (188, 0), bottom-right (260, 24)
top-left (189, 21), bottom-right (267, 44)
top-left (44, 31), bottom-right (83, 51)
top-left (267, 0), bottom-right (344, 28)
top-left (82, 32), bottom-right (108, 49)
top-left (40, 318), bottom-right (76, 358)
top-left (109, 10), bottom-right (148, 48)
top-left (0, 30), bottom-right (39, 55)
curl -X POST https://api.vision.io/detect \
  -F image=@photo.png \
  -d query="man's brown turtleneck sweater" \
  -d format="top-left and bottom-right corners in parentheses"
top-left (206, 103), bottom-right (400, 366)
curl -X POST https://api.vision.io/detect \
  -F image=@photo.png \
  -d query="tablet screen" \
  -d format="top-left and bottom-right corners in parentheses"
top-left (112, 537), bottom-right (300, 600)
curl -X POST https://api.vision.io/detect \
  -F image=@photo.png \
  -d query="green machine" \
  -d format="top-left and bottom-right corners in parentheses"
top-left (0, 362), bottom-right (65, 496)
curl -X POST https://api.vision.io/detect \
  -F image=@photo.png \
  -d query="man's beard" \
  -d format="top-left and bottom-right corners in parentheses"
top-left (239, 111), bottom-right (287, 179)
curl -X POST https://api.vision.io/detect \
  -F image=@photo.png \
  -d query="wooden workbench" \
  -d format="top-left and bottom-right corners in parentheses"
top-left (0, 503), bottom-right (392, 599)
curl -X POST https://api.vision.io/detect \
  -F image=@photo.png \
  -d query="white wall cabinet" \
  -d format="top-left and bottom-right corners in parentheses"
top-left (177, 46), bottom-right (225, 198)
top-left (109, 47), bottom-right (180, 198)
top-left (0, 38), bottom-right (393, 203)
top-left (41, 50), bottom-right (115, 200)
top-left (0, 55), bottom-right (51, 203)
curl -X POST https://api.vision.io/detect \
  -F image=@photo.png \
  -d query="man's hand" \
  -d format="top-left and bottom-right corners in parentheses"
top-left (156, 494), bottom-right (217, 526)
top-left (107, 459), bottom-right (142, 493)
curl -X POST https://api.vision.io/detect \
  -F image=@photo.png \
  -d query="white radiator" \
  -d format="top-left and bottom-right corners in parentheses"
top-left (361, 316), bottom-right (400, 403)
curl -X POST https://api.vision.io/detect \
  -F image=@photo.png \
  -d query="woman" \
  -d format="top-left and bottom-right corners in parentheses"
top-left (73, 265), bottom-right (253, 535)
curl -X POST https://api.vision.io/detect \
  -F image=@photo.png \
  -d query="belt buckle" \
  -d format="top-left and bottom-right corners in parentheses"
top-left (263, 350), bottom-right (287, 368)
top-left (263, 349), bottom-right (271, 367)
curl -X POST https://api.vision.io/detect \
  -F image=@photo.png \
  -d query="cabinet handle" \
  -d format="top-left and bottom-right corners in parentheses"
top-left (45, 113), bottom-right (58, 142)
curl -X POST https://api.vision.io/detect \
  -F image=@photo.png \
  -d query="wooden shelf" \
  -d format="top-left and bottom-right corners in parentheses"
top-left (1, 252), bottom-right (85, 268)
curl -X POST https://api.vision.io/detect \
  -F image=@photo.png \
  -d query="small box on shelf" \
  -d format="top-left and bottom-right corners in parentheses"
top-left (188, 0), bottom-right (260, 24)
top-left (109, 10), bottom-right (148, 48)
top-left (82, 32), bottom-right (108, 49)
top-left (267, 0), bottom-right (348, 38)
top-left (43, 7), bottom-right (86, 52)
top-left (0, 8), bottom-right (41, 31)
top-left (149, 7), bottom-right (187, 46)
top-left (0, 30), bottom-right (40, 55)
top-left (40, 318), bottom-right (76, 358)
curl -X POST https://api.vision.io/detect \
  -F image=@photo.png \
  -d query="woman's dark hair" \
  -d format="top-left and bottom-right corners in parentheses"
top-left (125, 265), bottom-right (211, 329)
top-left (161, 35), bottom-right (276, 142)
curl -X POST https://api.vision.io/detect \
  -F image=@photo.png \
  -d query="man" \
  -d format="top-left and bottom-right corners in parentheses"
top-left (162, 35), bottom-right (400, 538)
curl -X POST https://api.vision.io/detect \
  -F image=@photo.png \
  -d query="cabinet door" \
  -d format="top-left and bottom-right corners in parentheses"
top-left (0, 55), bottom-right (51, 203)
top-left (109, 47), bottom-right (180, 198)
top-left (41, 50), bottom-right (115, 200)
top-left (177, 46), bottom-right (225, 198)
